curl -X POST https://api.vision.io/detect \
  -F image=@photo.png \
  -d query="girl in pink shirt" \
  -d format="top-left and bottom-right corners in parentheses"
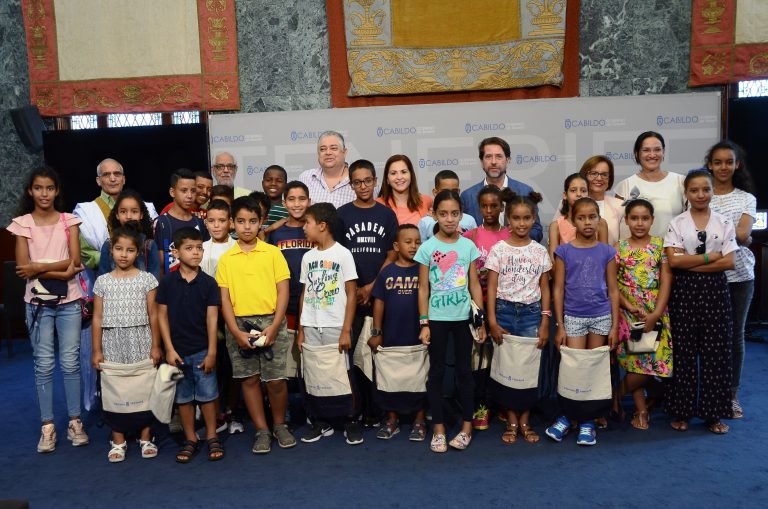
top-left (6, 166), bottom-right (88, 453)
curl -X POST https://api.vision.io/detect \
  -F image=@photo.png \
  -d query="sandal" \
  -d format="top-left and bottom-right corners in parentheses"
top-left (501, 423), bottom-right (518, 444)
top-left (731, 399), bottom-right (744, 419)
top-left (207, 437), bottom-right (225, 461)
top-left (670, 419), bottom-right (689, 432)
top-left (520, 423), bottom-right (540, 443)
top-left (707, 420), bottom-right (730, 435)
top-left (176, 440), bottom-right (199, 463)
top-left (595, 417), bottom-right (608, 430)
top-left (108, 441), bottom-right (127, 463)
top-left (139, 439), bottom-right (158, 459)
top-left (631, 411), bottom-right (650, 431)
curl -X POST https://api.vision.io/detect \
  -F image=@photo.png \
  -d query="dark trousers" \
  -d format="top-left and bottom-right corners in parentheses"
top-left (729, 280), bottom-right (754, 392)
top-left (427, 320), bottom-right (475, 424)
top-left (667, 271), bottom-right (733, 420)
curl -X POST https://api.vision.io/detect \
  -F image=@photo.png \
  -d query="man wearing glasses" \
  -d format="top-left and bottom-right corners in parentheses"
top-left (298, 130), bottom-right (356, 208)
top-left (211, 151), bottom-right (251, 199)
top-left (73, 158), bottom-right (158, 269)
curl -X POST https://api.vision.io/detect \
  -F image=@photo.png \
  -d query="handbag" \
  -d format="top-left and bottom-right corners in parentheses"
top-left (61, 213), bottom-right (93, 324)
top-left (626, 321), bottom-right (662, 354)
top-left (30, 268), bottom-right (68, 304)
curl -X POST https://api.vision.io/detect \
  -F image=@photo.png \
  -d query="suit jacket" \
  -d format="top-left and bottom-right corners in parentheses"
top-left (460, 177), bottom-right (543, 242)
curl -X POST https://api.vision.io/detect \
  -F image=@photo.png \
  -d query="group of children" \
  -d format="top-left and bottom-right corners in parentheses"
top-left (9, 138), bottom-right (749, 460)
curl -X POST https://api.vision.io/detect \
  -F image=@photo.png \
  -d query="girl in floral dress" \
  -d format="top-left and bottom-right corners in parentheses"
top-left (614, 199), bottom-right (672, 430)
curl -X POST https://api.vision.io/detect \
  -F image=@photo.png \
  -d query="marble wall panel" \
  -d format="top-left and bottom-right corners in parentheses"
top-left (1, 0), bottom-right (719, 222)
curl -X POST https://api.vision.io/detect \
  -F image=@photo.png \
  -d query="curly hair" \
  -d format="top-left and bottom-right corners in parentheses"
top-left (108, 189), bottom-right (154, 239)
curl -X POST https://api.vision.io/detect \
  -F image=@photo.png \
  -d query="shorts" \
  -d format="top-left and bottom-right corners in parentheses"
top-left (495, 299), bottom-right (541, 337)
top-left (226, 314), bottom-right (290, 382)
top-left (563, 314), bottom-right (612, 337)
top-left (302, 326), bottom-right (350, 370)
top-left (175, 349), bottom-right (219, 404)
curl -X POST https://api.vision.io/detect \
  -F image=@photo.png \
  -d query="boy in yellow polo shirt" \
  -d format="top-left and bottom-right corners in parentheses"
top-left (216, 196), bottom-right (296, 454)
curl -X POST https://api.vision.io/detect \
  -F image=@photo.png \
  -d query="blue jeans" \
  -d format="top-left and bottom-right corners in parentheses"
top-left (495, 299), bottom-right (541, 337)
top-left (25, 300), bottom-right (82, 422)
top-left (729, 280), bottom-right (754, 393)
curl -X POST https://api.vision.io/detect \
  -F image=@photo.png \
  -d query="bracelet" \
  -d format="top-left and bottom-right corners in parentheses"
top-left (541, 310), bottom-right (552, 317)
top-left (703, 253), bottom-right (709, 265)
top-left (419, 315), bottom-right (429, 320)
top-left (419, 318), bottom-right (429, 326)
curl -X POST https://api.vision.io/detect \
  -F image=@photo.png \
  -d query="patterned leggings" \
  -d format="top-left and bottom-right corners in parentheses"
top-left (666, 270), bottom-right (733, 421)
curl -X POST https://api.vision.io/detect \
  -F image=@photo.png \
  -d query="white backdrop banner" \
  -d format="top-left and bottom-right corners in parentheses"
top-left (209, 92), bottom-right (720, 219)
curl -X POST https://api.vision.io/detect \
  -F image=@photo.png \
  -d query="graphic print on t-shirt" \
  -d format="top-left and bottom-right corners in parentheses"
top-left (304, 258), bottom-right (342, 309)
top-left (430, 249), bottom-right (466, 291)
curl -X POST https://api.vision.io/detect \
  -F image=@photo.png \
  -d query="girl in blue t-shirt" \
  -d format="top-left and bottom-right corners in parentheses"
top-left (547, 197), bottom-right (619, 447)
top-left (415, 190), bottom-right (486, 453)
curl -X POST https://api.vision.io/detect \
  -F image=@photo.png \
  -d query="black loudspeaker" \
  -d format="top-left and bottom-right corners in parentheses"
top-left (10, 105), bottom-right (46, 153)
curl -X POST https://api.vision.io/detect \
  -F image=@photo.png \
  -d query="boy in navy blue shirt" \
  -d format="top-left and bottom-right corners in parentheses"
top-left (155, 168), bottom-right (209, 274)
top-left (337, 159), bottom-right (398, 426)
top-left (370, 224), bottom-right (426, 441)
top-left (156, 227), bottom-right (222, 462)
top-left (269, 181), bottom-right (314, 330)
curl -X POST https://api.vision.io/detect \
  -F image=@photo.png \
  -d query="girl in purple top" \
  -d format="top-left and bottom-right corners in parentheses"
top-left (547, 197), bottom-right (619, 446)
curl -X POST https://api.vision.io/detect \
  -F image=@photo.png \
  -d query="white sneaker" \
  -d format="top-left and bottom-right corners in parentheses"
top-left (229, 419), bottom-right (244, 435)
top-left (67, 418), bottom-right (90, 446)
top-left (38, 423), bottom-right (57, 453)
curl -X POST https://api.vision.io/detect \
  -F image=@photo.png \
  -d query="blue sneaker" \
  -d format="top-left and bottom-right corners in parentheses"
top-left (576, 422), bottom-right (597, 446)
top-left (545, 416), bottom-right (571, 442)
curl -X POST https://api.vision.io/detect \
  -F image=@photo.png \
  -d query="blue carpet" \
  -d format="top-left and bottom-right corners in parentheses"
top-left (1, 338), bottom-right (767, 509)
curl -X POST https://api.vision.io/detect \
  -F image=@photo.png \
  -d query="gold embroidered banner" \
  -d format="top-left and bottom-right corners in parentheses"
top-left (342, 0), bottom-right (567, 96)
top-left (21, 0), bottom-right (240, 115)
top-left (689, 0), bottom-right (768, 86)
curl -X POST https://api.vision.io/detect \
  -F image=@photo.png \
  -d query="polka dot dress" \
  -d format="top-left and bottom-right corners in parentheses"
top-left (666, 270), bottom-right (733, 420)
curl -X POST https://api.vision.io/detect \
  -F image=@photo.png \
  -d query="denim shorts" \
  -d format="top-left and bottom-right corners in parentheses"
top-left (563, 314), bottom-right (612, 337)
top-left (495, 299), bottom-right (541, 337)
top-left (175, 349), bottom-right (219, 404)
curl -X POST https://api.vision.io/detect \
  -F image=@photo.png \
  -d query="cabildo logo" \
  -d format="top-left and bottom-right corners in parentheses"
top-left (376, 126), bottom-right (435, 137)
top-left (656, 115), bottom-right (699, 126)
top-left (418, 158), bottom-right (459, 169)
top-left (563, 118), bottom-right (625, 129)
top-left (246, 165), bottom-right (269, 176)
top-left (464, 122), bottom-right (507, 134)
top-left (377, 126), bottom-right (415, 137)
top-left (606, 151), bottom-right (635, 161)
top-left (564, 118), bottom-right (604, 129)
top-left (516, 154), bottom-right (557, 165)
top-left (211, 134), bottom-right (262, 143)
top-left (290, 130), bottom-right (326, 142)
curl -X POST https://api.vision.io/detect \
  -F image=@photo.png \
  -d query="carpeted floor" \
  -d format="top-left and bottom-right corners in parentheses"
top-left (1, 336), bottom-right (766, 509)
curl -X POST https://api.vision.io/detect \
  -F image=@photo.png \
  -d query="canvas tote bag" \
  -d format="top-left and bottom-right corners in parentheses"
top-left (301, 342), bottom-right (353, 417)
top-left (374, 344), bottom-right (429, 413)
top-left (557, 345), bottom-right (612, 421)
top-left (352, 315), bottom-right (374, 381)
top-left (99, 358), bottom-right (155, 413)
top-left (488, 334), bottom-right (541, 410)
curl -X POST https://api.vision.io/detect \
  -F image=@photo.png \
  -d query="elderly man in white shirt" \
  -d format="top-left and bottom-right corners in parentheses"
top-left (298, 130), bottom-right (356, 209)
top-left (73, 158), bottom-right (158, 269)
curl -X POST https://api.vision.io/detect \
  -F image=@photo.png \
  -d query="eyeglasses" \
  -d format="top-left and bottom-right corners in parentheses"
top-left (695, 230), bottom-right (707, 254)
top-left (350, 177), bottom-right (375, 188)
top-left (587, 171), bottom-right (610, 179)
top-left (213, 164), bottom-right (237, 171)
top-left (98, 171), bottom-right (123, 178)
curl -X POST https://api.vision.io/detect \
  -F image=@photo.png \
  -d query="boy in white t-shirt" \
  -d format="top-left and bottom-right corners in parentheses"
top-left (201, 200), bottom-right (236, 277)
top-left (201, 199), bottom-right (238, 433)
top-left (296, 203), bottom-right (361, 445)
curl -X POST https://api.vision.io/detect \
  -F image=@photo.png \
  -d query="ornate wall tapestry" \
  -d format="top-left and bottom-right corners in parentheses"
top-left (690, 0), bottom-right (768, 86)
top-left (22, 0), bottom-right (240, 115)
top-left (341, 0), bottom-right (568, 97)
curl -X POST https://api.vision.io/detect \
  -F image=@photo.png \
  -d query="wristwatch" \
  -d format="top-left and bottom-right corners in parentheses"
top-left (370, 328), bottom-right (382, 337)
